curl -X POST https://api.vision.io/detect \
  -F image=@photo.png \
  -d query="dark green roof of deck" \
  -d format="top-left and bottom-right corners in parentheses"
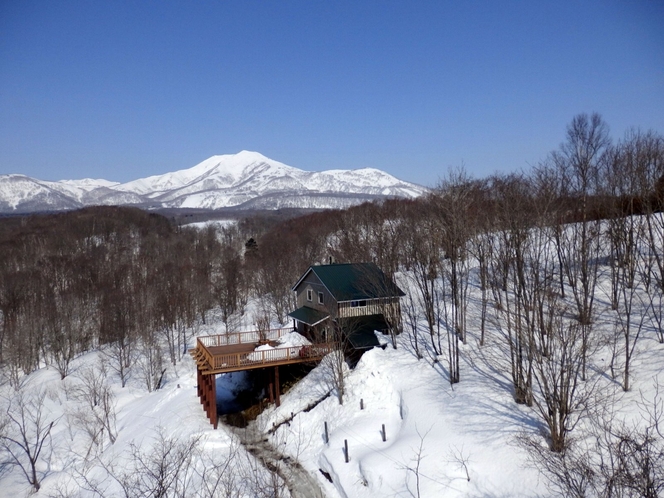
top-left (293, 263), bottom-right (405, 302)
top-left (341, 314), bottom-right (389, 349)
top-left (288, 306), bottom-right (330, 326)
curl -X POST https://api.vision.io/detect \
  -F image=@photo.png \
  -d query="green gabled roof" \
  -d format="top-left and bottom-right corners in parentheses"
top-left (288, 306), bottom-right (330, 326)
top-left (294, 262), bottom-right (405, 302)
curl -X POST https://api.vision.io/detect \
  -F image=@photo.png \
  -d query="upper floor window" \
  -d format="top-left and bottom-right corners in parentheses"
top-left (351, 300), bottom-right (367, 308)
top-left (307, 289), bottom-right (313, 301)
top-left (318, 292), bottom-right (324, 304)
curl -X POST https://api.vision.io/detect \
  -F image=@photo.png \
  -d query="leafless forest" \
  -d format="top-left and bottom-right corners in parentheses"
top-left (1, 114), bottom-right (664, 496)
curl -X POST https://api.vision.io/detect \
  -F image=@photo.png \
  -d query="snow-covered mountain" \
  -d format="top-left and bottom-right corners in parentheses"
top-left (0, 151), bottom-right (428, 213)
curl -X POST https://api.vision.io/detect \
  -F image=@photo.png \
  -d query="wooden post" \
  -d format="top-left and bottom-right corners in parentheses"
top-left (206, 375), bottom-right (213, 423)
top-left (360, 398), bottom-right (364, 410)
top-left (210, 374), bottom-right (217, 429)
top-left (202, 374), bottom-right (209, 421)
top-left (275, 366), bottom-right (281, 407)
top-left (197, 368), bottom-right (203, 401)
top-left (203, 374), bottom-right (209, 412)
top-left (324, 421), bottom-right (329, 444)
top-left (268, 368), bottom-right (274, 404)
top-left (381, 424), bottom-right (386, 442)
top-left (344, 439), bottom-right (349, 463)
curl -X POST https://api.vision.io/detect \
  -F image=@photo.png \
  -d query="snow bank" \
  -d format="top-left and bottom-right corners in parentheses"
top-left (258, 341), bottom-right (547, 497)
top-left (247, 331), bottom-right (313, 362)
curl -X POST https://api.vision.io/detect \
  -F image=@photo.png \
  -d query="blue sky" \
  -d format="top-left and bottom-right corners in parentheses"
top-left (1, 1), bottom-right (663, 187)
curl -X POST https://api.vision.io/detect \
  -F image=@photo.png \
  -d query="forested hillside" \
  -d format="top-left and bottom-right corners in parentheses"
top-left (1, 114), bottom-right (663, 496)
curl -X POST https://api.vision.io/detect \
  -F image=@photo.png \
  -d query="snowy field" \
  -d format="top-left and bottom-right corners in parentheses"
top-left (1, 251), bottom-right (663, 497)
top-left (183, 219), bottom-right (237, 230)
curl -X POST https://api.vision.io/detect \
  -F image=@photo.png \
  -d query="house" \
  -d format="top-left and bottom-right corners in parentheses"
top-left (288, 262), bottom-right (405, 352)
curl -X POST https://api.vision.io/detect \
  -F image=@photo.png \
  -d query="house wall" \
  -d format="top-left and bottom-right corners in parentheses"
top-left (295, 272), bottom-right (337, 313)
top-left (294, 269), bottom-right (403, 334)
top-left (296, 321), bottom-right (329, 342)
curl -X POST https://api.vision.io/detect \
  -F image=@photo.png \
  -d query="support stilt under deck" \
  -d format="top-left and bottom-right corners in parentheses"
top-left (210, 374), bottom-right (217, 429)
top-left (274, 366), bottom-right (281, 407)
top-left (263, 369), bottom-right (274, 404)
top-left (265, 366), bottom-right (281, 407)
top-left (197, 372), bottom-right (217, 429)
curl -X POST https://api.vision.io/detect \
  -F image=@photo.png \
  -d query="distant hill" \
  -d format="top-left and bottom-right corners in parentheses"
top-left (0, 151), bottom-right (428, 213)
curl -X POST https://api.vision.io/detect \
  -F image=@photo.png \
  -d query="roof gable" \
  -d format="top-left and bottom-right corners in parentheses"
top-left (293, 263), bottom-right (405, 302)
top-left (288, 306), bottom-right (330, 326)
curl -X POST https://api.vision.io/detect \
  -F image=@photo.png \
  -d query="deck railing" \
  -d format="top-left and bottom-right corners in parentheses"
top-left (197, 327), bottom-right (293, 348)
top-left (192, 327), bottom-right (335, 373)
top-left (206, 343), bottom-right (335, 371)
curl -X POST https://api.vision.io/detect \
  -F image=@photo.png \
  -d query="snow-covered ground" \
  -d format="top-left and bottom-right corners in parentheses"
top-left (259, 333), bottom-right (545, 497)
top-left (258, 319), bottom-right (664, 497)
top-left (183, 219), bottom-right (237, 230)
top-left (247, 331), bottom-right (313, 362)
top-left (1, 261), bottom-right (663, 497)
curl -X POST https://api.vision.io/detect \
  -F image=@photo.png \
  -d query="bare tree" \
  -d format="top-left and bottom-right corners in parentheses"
top-left (353, 263), bottom-right (404, 350)
top-left (86, 427), bottom-right (202, 498)
top-left (67, 363), bottom-right (118, 457)
top-left (0, 387), bottom-right (59, 492)
top-left (401, 427), bottom-right (431, 498)
top-left (251, 238), bottom-right (298, 325)
top-left (402, 290), bottom-right (423, 360)
top-left (136, 335), bottom-right (167, 392)
top-left (238, 448), bottom-right (289, 498)
top-left (46, 287), bottom-right (97, 380)
top-left (253, 303), bottom-right (272, 344)
top-left (531, 307), bottom-right (590, 452)
top-left (212, 236), bottom-right (245, 330)
top-left (402, 200), bottom-right (443, 356)
top-left (551, 113), bottom-right (611, 380)
top-left (0, 263), bottom-right (26, 367)
top-left (526, 383), bottom-right (664, 497)
top-left (319, 315), bottom-right (359, 405)
top-left (100, 279), bottom-right (136, 387)
top-left (489, 174), bottom-right (538, 406)
top-left (437, 260), bottom-right (460, 384)
top-left (641, 134), bottom-right (664, 343)
top-left (194, 438), bottom-right (242, 498)
top-left (468, 231), bottom-right (492, 346)
top-left (102, 336), bottom-right (134, 389)
top-left (604, 134), bottom-right (655, 391)
top-left (434, 168), bottom-right (479, 346)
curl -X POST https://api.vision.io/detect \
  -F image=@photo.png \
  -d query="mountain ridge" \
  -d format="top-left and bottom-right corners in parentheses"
top-left (0, 151), bottom-right (428, 213)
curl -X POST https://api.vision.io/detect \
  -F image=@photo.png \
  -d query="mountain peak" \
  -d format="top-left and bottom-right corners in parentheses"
top-left (0, 152), bottom-right (428, 213)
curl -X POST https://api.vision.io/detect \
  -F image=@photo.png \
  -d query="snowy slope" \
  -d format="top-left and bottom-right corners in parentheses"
top-left (1, 251), bottom-right (663, 497)
top-left (0, 175), bottom-right (83, 211)
top-left (0, 151), bottom-right (428, 213)
top-left (258, 333), bottom-right (548, 498)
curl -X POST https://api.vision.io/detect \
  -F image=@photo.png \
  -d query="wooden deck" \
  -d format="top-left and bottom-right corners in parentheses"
top-left (191, 327), bottom-right (336, 428)
top-left (190, 328), bottom-right (335, 375)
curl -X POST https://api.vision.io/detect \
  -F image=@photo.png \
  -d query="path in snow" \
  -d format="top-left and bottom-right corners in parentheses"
top-left (230, 420), bottom-right (327, 498)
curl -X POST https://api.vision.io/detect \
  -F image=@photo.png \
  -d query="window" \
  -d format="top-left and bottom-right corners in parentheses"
top-left (318, 292), bottom-right (324, 305)
top-left (351, 300), bottom-right (367, 308)
top-left (307, 289), bottom-right (313, 301)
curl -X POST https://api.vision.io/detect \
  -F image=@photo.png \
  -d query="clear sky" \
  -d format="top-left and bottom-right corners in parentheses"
top-left (1, 1), bottom-right (663, 187)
